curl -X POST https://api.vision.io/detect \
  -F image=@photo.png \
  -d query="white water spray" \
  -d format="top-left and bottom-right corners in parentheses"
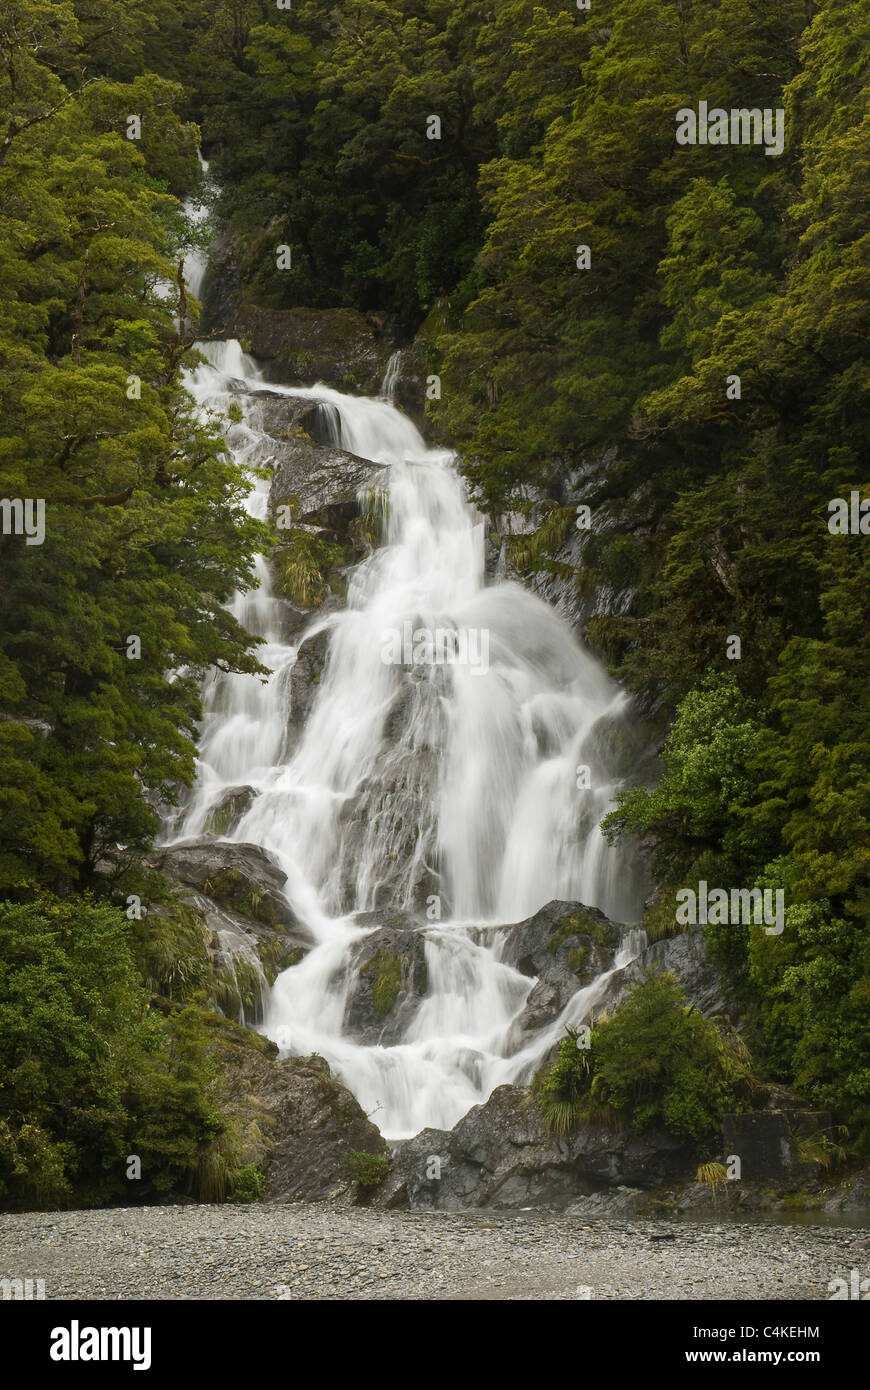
top-left (174, 341), bottom-right (643, 1138)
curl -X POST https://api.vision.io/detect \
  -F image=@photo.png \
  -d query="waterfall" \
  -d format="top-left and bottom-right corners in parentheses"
top-left (378, 349), bottom-right (402, 401)
top-left (172, 340), bottom-right (644, 1139)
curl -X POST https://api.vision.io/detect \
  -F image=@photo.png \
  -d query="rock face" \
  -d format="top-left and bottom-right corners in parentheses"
top-left (151, 838), bottom-right (310, 1014)
top-left (206, 276), bottom-right (394, 393)
top-left (492, 899), bottom-right (622, 1037)
top-left (377, 1084), bottom-right (694, 1211)
top-left (288, 622), bottom-right (333, 732)
top-left (342, 915), bottom-right (429, 1045)
top-left (202, 785), bottom-right (256, 837)
top-left (259, 1054), bottom-right (390, 1202)
top-left (721, 1110), bottom-right (832, 1183)
top-left (270, 436), bottom-right (386, 533)
top-left (209, 1023), bottom-right (390, 1202)
top-left (602, 927), bottom-right (726, 1018)
top-left (152, 838), bottom-right (300, 933)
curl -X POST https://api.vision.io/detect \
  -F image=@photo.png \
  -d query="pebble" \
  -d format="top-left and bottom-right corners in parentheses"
top-left (0, 1205), bottom-right (865, 1301)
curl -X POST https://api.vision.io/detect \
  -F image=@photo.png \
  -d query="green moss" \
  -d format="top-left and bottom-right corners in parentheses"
top-left (258, 940), bottom-right (305, 987)
top-left (642, 887), bottom-right (689, 944)
top-left (362, 950), bottom-right (403, 1018)
top-left (202, 870), bottom-right (279, 928)
top-left (565, 944), bottom-right (591, 979)
top-left (548, 909), bottom-right (613, 954)
top-left (211, 952), bottom-right (266, 1024)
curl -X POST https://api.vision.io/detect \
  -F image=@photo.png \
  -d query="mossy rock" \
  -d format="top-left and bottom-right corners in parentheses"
top-left (548, 908), bottom-right (616, 953)
top-left (361, 950), bottom-right (403, 1019)
top-left (258, 940), bottom-right (305, 987)
top-left (270, 529), bottom-right (351, 608)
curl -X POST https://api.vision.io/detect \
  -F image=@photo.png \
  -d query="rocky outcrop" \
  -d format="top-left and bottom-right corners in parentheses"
top-left (494, 899), bottom-right (621, 1036)
top-left (152, 838), bottom-right (300, 933)
top-left (343, 914), bottom-right (429, 1045)
top-left (288, 622), bottom-right (333, 731)
top-left (204, 266), bottom-right (395, 392)
top-left (270, 438), bottom-right (385, 532)
top-left (202, 785), bottom-right (257, 837)
top-left (206, 1022), bottom-right (390, 1202)
top-left (150, 839), bottom-right (310, 1016)
top-left (378, 1084), bottom-right (694, 1211)
top-left (602, 927), bottom-right (726, 1018)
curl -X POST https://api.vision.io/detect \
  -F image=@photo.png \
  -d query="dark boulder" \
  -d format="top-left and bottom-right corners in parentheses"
top-left (378, 1083), bottom-right (694, 1210)
top-left (343, 915), bottom-right (429, 1045)
top-left (493, 900), bottom-right (621, 1036)
top-left (152, 837), bottom-right (300, 934)
top-left (205, 1022), bottom-right (390, 1203)
top-left (231, 299), bottom-right (393, 394)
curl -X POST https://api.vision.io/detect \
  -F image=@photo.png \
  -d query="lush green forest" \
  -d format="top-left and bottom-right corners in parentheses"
top-left (1, 0), bottom-right (868, 1208)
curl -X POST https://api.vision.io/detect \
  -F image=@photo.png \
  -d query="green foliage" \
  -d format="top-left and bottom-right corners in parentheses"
top-left (0, 896), bottom-right (234, 1208)
top-left (602, 672), bottom-right (766, 886)
top-left (226, 1164), bottom-right (267, 1204)
top-left (344, 1149), bottom-right (391, 1189)
top-left (548, 909), bottom-right (614, 954)
top-left (537, 971), bottom-right (757, 1147)
top-left (0, 0), bottom-right (267, 897)
top-left (270, 530), bottom-right (349, 608)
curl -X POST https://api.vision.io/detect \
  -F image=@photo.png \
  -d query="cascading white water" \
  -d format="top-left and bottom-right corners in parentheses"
top-left (174, 340), bottom-right (644, 1138)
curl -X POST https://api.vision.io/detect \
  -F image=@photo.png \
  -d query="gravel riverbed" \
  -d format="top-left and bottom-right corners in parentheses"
top-left (2, 1205), bottom-right (867, 1300)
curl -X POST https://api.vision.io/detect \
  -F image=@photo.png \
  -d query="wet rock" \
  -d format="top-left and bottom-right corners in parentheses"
top-left (379, 1084), bottom-right (694, 1210)
top-left (823, 1167), bottom-right (870, 1215)
top-left (269, 435), bottom-right (386, 531)
top-left (288, 623), bottom-right (333, 730)
top-left (152, 837), bottom-right (300, 934)
top-left (565, 1186), bottom-right (647, 1218)
top-left (343, 916), bottom-right (429, 1045)
top-left (603, 927), bottom-right (726, 1018)
top-left (229, 299), bottom-right (394, 394)
top-left (202, 785), bottom-right (257, 837)
top-left (494, 900), bottom-right (621, 1035)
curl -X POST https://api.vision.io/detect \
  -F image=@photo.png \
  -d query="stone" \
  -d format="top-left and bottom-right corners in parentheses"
top-left (205, 1023), bottom-right (390, 1202)
top-left (343, 916), bottom-right (429, 1045)
top-left (602, 926), bottom-right (726, 1018)
top-left (492, 900), bottom-right (621, 1037)
top-left (721, 1110), bottom-right (833, 1182)
top-left (378, 1083), bottom-right (695, 1210)
top-left (152, 837), bottom-right (300, 934)
top-left (202, 785), bottom-right (257, 837)
top-left (229, 299), bottom-right (393, 394)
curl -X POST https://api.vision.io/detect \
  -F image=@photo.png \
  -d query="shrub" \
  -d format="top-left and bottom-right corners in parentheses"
top-left (0, 896), bottom-right (236, 1209)
top-left (536, 969), bottom-right (757, 1147)
top-left (344, 1150), bottom-right (391, 1189)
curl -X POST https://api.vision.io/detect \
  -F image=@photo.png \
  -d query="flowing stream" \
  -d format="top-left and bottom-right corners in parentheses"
top-left (170, 339), bottom-right (645, 1138)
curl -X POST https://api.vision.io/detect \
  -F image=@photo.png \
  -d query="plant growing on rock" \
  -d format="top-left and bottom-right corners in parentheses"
top-left (536, 970), bottom-right (758, 1147)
